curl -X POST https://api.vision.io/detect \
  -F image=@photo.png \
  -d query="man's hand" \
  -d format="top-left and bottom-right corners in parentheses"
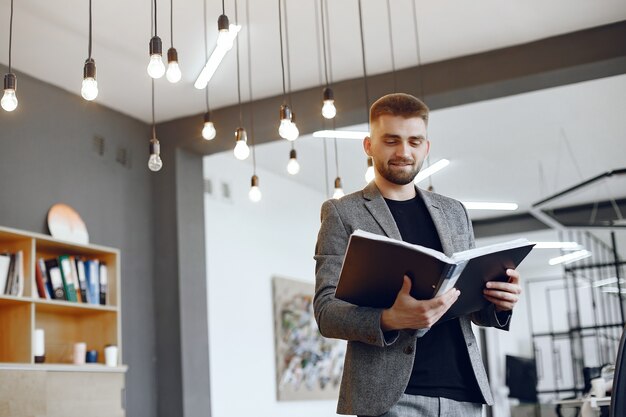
top-left (483, 269), bottom-right (522, 312)
top-left (381, 275), bottom-right (460, 331)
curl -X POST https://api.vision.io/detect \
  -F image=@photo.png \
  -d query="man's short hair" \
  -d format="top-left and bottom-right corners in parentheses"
top-left (369, 93), bottom-right (429, 125)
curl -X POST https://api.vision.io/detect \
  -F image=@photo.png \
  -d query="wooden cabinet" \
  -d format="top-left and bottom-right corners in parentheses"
top-left (0, 225), bottom-right (125, 416)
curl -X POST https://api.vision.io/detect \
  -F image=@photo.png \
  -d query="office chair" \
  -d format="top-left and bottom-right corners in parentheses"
top-left (610, 324), bottom-right (626, 417)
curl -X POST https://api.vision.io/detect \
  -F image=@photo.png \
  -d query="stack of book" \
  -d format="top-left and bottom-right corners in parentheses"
top-left (0, 251), bottom-right (24, 297)
top-left (35, 256), bottom-right (108, 305)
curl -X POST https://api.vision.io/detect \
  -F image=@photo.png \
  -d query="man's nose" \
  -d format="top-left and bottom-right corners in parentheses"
top-left (395, 141), bottom-right (411, 157)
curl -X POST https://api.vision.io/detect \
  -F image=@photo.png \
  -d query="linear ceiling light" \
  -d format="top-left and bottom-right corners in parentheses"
top-left (414, 158), bottom-right (450, 184)
top-left (194, 23), bottom-right (241, 89)
top-left (548, 249), bottom-right (592, 266)
top-left (462, 202), bottom-right (518, 211)
top-left (313, 130), bottom-right (369, 140)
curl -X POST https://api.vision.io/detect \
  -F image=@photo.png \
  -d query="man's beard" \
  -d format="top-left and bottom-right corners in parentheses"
top-left (375, 157), bottom-right (423, 185)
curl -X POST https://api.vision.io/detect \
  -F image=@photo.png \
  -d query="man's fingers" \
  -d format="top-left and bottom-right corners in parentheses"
top-left (484, 294), bottom-right (515, 311)
top-left (484, 289), bottom-right (519, 303)
top-left (399, 275), bottom-right (412, 294)
top-left (485, 281), bottom-right (522, 294)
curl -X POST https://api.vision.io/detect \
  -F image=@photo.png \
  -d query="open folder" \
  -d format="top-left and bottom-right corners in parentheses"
top-left (335, 230), bottom-right (535, 321)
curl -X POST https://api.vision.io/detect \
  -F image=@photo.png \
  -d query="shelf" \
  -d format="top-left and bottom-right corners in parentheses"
top-left (0, 362), bottom-right (127, 373)
top-left (33, 298), bottom-right (118, 314)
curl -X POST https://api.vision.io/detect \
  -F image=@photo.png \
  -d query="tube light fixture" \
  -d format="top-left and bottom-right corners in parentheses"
top-left (549, 250), bottom-right (592, 266)
top-left (533, 242), bottom-right (582, 250)
top-left (461, 202), bottom-right (519, 211)
top-left (313, 130), bottom-right (369, 140)
top-left (194, 23), bottom-right (241, 89)
top-left (414, 158), bottom-right (450, 184)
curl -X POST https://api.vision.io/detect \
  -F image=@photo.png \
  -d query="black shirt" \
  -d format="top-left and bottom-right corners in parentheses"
top-left (384, 195), bottom-right (484, 403)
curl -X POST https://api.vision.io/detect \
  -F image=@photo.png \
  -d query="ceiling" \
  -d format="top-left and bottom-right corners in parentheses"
top-left (1, 0), bottom-right (625, 123)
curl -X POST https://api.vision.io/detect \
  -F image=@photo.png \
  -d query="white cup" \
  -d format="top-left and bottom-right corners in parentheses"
top-left (34, 329), bottom-right (45, 357)
top-left (73, 342), bottom-right (86, 365)
top-left (590, 377), bottom-right (606, 397)
top-left (104, 345), bottom-right (118, 367)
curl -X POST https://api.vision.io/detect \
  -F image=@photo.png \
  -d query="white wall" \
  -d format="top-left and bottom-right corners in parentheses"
top-left (203, 152), bottom-right (338, 417)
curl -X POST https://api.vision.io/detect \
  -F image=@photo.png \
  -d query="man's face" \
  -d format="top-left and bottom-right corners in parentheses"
top-left (364, 115), bottom-right (430, 185)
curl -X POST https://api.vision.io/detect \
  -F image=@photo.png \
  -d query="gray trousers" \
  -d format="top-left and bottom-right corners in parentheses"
top-left (362, 393), bottom-right (483, 417)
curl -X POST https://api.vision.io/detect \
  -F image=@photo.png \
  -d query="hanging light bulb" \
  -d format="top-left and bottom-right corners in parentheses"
top-left (81, 59), bottom-right (98, 101)
top-left (148, 137), bottom-right (163, 172)
top-left (286, 149), bottom-right (300, 175)
top-left (322, 87), bottom-right (336, 119)
top-left (333, 177), bottom-right (345, 199)
top-left (147, 36), bottom-right (165, 79)
top-left (201, 112), bottom-right (216, 140)
top-left (1, 73), bottom-right (18, 112)
top-left (233, 127), bottom-right (250, 160)
top-left (365, 157), bottom-right (375, 183)
top-left (248, 175), bottom-right (262, 202)
top-left (216, 14), bottom-right (234, 51)
top-left (278, 104), bottom-right (293, 140)
top-left (166, 47), bottom-right (182, 83)
top-left (286, 111), bottom-right (300, 141)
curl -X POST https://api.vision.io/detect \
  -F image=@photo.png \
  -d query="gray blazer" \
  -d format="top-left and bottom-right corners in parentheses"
top-left (314, 182), bottom-right (510, 416)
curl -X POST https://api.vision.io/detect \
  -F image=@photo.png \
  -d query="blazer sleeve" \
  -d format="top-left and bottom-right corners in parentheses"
top-left (460, 201), bottom-right (513, 331)
top-left (313, 199), bottom-right (399, 347)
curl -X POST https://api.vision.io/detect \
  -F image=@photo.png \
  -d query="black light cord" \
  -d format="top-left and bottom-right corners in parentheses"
top-left (412, 0), bottom-right (424, 98)
top-left (324, 0), bottom-right (333, 84)
top-left (246, 0), bottom-right (256, 173)
top-left (357, 0), bottom-right (369, 120)
top-left (320, 0), bottom-right (329, 87)
top-left (8, 0), bottom-right (14, 72)
top-left (153, 0), bottom-right (158, 36)
top-left (235, 0), bottom-right (243, 126)
top-left (278, 0), bottom-right (287, 99)
top-left (332, 117), bottom-right (339, 176)
top-left (203, 0), bottom-right (210, 112)
top-left (170, 0), bottom-right (174, 47)
top-left (283, 0), bottom-right (292, 106)
top-left (88, 0), bottom-right (92, 59)
top-left (151, 79), bottom-right (156, 137)
top-left (222, 0), bottom-right (225, 15)
top-left (386, 0), bottom-right (397, 92)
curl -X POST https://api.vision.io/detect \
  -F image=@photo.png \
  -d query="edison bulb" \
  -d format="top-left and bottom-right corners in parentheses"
top-left (284, 121), bottom-right (299, 141)
top-left (147, 54), bottom-right (165, 79)
top-left (287, 157), bottom-right (300, 175)
top-left (202, 121), bottom-right (216, 140)
top-left (148, 153), bottom-right (163, 171)
top-left (234, 140), bottom-right (250, 160)
top-left (166, 61), bottom-right (182, 83)
top-left (365, 165), bottom-right (375, 183)
top-left (333, 187), bottom-right (345, 199)
top-left (249, 185), bottom-right (262, 202)
top-left (1, 89), bottom-right (18, 112)
top-left (81, 78), bottom-right (98, 101)
top-left (322, 100), bottom-right (336, 119)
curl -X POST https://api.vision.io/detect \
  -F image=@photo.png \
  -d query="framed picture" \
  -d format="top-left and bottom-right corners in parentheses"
top-left (272, 276), bottom-right (345, 401)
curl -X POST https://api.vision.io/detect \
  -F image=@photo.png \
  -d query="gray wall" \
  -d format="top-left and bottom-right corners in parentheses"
top-left (0, 65), bottom-right (157, 417)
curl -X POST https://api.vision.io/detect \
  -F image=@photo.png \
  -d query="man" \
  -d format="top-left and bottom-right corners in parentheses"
top-left (314, 93), bottom-right (521, 417)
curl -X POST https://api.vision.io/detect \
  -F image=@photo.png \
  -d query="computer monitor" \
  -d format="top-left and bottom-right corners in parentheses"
top-left (506, 354), bottom-right (538, 403)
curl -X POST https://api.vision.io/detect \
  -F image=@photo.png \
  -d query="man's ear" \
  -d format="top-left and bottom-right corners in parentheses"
top-left (363, 136), bottom-right (371, 156)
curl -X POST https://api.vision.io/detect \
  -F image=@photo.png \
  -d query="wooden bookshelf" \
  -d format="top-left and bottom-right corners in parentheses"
top-left (0, 225), bottom-right (122, 367)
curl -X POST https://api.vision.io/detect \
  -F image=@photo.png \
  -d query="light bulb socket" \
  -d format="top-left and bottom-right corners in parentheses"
top-left (204, 111), bottom-right (212, 123)
top-left (279, 104), bottom-right (292, 121)
top-left (218, 14), bottom-right (230, 32)
top-left (4, 73), bottom-right (16, 90)
top-left (334, 177), bottom-right (343, 189)
top-left (367, 157), bottom-right (373, 167)
top-left (83, 59), bottom-right (96, 79)
top-left (289, 149), bottom-right (297, 159)
top-left (235, 127), bottom-right (247, 143)
top-left (167, 47), bottom-right (178, 64)
top-left (149, 138), bottom-right (160, 155)
top-left (290, 112), bottom-right (297, 123)
top-left (251, 175), bottom-right (259, 187)
top-left (149, 36), bottom-right (163, 56)
top-left (323, 87), bottom-right (334, 101)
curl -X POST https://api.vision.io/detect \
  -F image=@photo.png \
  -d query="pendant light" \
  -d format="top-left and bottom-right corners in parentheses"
top-left (148, 80), bottom-right (163, 171)
top-left (333, 177), bottom-right (344, 199)
top-left (81, 0), bottom-right (98, 101)
top-left (200, 0), bottom-right (216, 140)
top-left (287, 147), bottom-right (300, 175)
top-left (245, 0), bottom-right (261, 202)
top-left (147, 0), bottom-right (165, 79)
top-left (233, 0), bottom-right (249, 161)
top-left (165, 0), bottom-right (182, 83)
top-left (277, 0), bottom-right (298, 141)
top-left (320, 0), bottom-right (336, 119)
top-left (2, 0), bottom-right (18, 112)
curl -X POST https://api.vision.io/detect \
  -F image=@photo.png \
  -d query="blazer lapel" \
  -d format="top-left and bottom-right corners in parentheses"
top-left (418, 188), bottom-right (455, 257)
top-left (362, 182), bottom-right (403, 241)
